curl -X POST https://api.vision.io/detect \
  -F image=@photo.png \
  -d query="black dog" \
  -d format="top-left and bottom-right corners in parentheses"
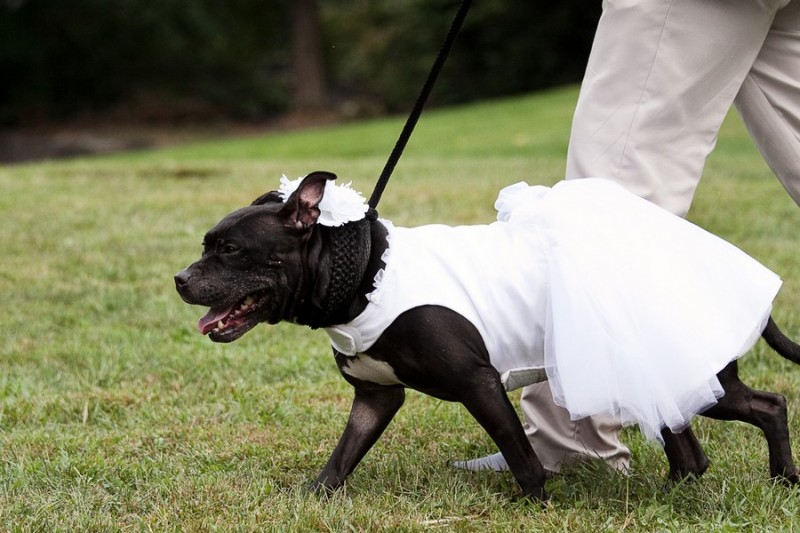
top-left (175, 171), bottom-right (800, 501)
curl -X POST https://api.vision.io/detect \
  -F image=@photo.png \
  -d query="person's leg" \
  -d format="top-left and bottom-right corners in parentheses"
top-left (453, 382), bottom-right (630, 473)
top-left (520, 382), bottom-right (630, 473)
top-left (516, 0), bottom-right (782, 474)
top-left (567, 0), bottom-right (786, 216)
top-left (734, 0), bottom-right (800, 206)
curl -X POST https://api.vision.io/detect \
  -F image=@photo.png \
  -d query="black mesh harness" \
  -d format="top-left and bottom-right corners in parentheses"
top-left (302, 213), bottom-right (376, 329)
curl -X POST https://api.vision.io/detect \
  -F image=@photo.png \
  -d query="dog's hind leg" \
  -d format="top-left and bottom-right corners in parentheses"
top-left (661, 425), bottom-right (709, 482)
top-left (702, 361), bottom-right (799, 484)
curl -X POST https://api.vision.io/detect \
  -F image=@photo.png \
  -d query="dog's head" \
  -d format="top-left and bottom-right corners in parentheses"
top-left (174, 171), bottom-right (336, 342)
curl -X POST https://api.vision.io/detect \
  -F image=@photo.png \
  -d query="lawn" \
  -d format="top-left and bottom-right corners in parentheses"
top-left (2, 86), bottom-right (800, 531)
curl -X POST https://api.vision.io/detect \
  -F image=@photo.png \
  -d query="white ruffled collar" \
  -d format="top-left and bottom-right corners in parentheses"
top-left (278, 175), bottom-right (369, 227)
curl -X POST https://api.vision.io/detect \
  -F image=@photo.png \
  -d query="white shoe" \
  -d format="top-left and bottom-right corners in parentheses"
top-left (452, 452), bottom-right (509, 472)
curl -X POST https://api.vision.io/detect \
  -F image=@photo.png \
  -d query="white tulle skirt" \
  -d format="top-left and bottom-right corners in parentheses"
top-left (496, 179), bottom-right (782, 441)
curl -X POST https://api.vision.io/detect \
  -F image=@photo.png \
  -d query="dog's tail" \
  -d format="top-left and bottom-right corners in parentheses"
top-left (762, 316), bottom-right (800, 365)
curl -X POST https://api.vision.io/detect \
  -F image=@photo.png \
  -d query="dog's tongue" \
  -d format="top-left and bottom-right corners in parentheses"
top-left (198, 306), bottom-right (233, 335)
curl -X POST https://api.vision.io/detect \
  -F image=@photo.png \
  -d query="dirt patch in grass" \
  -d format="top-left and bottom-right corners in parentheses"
top-left (0, 111), bottom-right (340, 163)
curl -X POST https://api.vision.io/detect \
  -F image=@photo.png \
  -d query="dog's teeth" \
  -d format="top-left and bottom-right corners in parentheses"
top-left (244, 296), bottom-right (255, 306)
top-left (217, 320), bottom-right (225, 330)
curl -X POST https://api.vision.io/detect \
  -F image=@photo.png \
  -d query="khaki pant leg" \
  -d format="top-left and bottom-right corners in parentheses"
top-left (531, 0), bottom-right (790, 470)
top-left (566, 0), bottom-right (785, 216)
top-left (520, 382), bottom-right (630, 473)
top-left (735, 0), bottom-right (800, 206)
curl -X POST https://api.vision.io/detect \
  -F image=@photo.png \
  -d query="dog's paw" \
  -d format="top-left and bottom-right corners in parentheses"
top-left (307, 478), bottom-right (344, 497)
top-left (774, 471), bottom-right (800, 487)
top-left (513, 486), bottom-right (547, 505)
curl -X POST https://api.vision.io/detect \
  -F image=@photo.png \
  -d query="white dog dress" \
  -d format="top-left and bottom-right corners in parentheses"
top-left (301, 178), bottom-right (782, 442)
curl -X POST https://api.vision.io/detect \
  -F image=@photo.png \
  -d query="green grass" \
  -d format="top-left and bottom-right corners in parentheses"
top-left (3, 85), bottom-right (800, 531)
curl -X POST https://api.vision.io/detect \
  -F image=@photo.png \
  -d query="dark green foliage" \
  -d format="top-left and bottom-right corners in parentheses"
top-left (0, 0), bottom-right (599, 124)
top-left (322, 0), bottom-right (600, 112)
top-left (0, 0), bottom-right (291, 123)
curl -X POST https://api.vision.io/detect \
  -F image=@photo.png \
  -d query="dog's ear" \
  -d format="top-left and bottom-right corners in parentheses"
top-left (251, 191), bottom-right (283, 206)
top-left (279, 171), bottom-right (336, 230)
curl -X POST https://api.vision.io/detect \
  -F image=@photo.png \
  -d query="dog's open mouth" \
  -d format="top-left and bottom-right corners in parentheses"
top-left (197, 291), bottom-right (267, 342)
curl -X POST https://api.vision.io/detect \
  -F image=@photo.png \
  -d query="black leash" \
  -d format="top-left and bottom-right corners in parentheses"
top-left (368, 0), bottom-right (473, 210)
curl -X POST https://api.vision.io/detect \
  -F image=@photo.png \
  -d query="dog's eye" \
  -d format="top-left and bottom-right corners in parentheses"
top-left (221, 243), bottom-right (240, 255)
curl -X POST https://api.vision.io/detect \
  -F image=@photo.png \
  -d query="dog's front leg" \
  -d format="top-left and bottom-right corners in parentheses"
top-left (459, 371), bottom-right (549, 501)
top-left (312, 383), bottom-right (405, 493)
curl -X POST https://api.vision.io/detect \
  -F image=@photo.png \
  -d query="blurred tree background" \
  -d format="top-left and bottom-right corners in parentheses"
top-left (0, 0), bottom-right (600, 126)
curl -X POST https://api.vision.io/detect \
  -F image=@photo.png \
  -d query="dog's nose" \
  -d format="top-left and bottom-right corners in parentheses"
top-left (174, 270), bottom-right (191, 291)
